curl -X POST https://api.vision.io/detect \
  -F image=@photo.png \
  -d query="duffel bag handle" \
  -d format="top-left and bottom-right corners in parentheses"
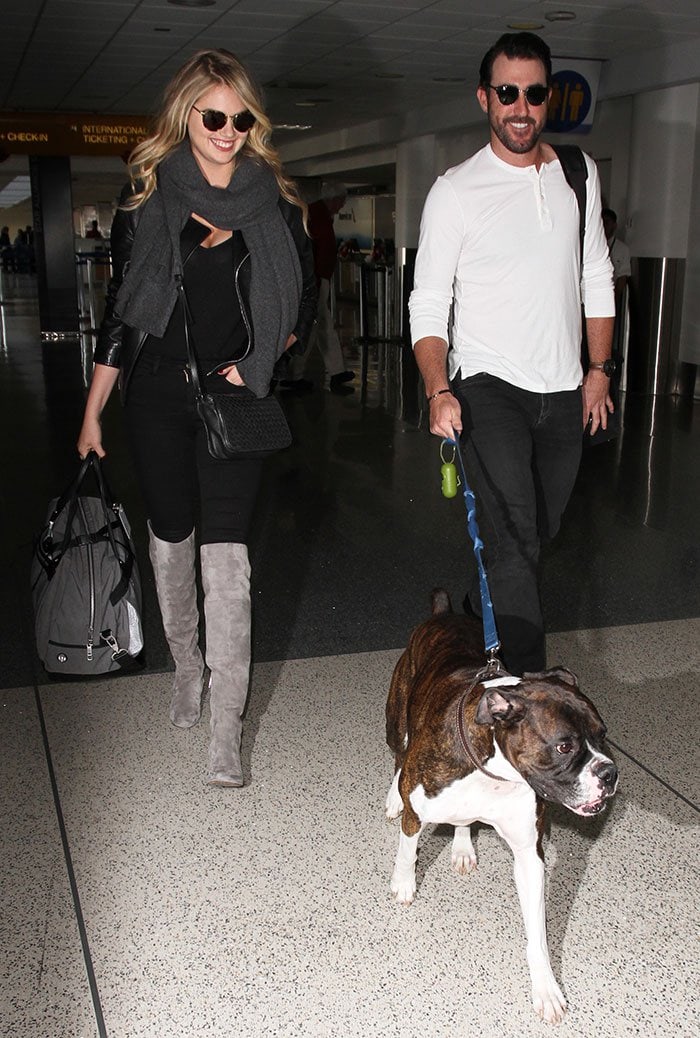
top-left (48, 451), bottom-right (95, 526)
top-left (40, 453), bottom-right (133, 579)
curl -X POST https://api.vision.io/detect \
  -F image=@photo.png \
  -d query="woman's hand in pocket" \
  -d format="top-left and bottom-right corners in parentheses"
top-left (219, 364), bottom-right (245, 386)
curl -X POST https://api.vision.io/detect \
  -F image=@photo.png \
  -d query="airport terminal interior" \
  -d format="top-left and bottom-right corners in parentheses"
top-left (1, 265), bottom-right (698, 1038)
top-left (1, 1), bottom-right (699, 1037)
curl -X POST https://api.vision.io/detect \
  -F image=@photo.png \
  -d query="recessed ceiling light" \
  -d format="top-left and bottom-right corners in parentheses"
top-left (545, 10), bottom-right (576, 21)
top-left (507, 21), bottom-right (545, 30)
top-left (0, 176), bottom-right (31, 206)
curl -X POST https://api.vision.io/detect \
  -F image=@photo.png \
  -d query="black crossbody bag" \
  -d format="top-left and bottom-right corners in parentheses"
top-left (177, 282), bottom-right (292, 460)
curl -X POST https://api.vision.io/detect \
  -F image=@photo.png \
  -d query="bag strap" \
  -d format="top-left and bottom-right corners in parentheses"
top-left (38, 454), bottom-right (134, 589)
top-left (551, 144), bottom-right (588, 265)
top-left (89, 457), bottom-right (136, 602)
top-left (49, 451), bottom-right (94, 525)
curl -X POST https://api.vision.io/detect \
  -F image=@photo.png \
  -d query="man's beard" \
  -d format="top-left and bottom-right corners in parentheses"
top-left (492, 115), bottom-right (543, 155)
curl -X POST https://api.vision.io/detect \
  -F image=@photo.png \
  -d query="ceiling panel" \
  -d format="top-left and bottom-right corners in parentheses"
top-left (0, 0), bottom-right (697, 167)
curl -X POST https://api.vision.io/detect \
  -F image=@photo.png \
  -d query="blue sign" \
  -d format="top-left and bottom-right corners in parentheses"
top-left (546, 70), bottom-right (592, 133)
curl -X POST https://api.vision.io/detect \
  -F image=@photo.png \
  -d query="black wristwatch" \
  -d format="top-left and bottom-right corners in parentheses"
top-left (589, 358), bottom-right (616, 377)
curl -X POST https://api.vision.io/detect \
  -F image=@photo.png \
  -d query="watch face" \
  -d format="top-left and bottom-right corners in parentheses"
top-left (602, 358), bottom-right (616, 376)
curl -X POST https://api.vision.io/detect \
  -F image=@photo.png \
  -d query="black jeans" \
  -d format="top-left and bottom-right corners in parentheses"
top-left (123, 355), bottom-right (263, 544)
top-left (453, 373), bottom-right (583, 676)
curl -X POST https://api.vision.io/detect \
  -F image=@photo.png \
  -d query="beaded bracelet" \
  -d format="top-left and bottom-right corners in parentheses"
top-left (427, 388), bottom-right (451, 402)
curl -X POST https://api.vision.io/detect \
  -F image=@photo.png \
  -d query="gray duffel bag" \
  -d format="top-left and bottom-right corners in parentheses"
top-left (31, 451), bottom-right (144, 676)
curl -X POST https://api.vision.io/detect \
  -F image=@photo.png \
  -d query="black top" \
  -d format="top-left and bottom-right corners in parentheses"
top-left (142, 220), bottom-right (247, 369)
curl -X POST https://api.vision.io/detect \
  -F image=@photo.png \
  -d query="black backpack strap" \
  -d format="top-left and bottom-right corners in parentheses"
top-left (551, 144), bottom-right (588, 264)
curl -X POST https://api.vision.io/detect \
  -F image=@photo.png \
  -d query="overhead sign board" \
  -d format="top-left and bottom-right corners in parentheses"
top-left (546, 59), bottom-right (602, 135)
top-left (0, 112), bottom-right (151, 156)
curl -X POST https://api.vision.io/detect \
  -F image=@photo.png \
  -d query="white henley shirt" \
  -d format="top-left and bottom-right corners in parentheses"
top-left (409, 144), bottom-right (615, 393)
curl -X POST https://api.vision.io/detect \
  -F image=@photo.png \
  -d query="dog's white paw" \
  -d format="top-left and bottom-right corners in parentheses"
top-left (451, 826), bottom-right (477, 875)
top-left (385, 797), bottom-right (403, 821)
top-left (532, 974), bottom-right (567, 1024)
top-left (390, 870), bottom-right (416, 905)
top-left (385, 772), bottom-right (403, 820)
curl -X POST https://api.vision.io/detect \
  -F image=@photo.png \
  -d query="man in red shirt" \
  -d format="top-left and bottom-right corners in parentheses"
top-left (280, 183), bottom-right (355, 393)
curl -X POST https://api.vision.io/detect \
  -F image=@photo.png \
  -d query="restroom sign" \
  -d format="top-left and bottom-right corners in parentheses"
top-left (546, 59), bottom-right (601, 134)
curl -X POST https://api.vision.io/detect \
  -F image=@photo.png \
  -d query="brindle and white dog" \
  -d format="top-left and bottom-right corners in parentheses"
top-left (385, 590), bottom-right (618, 1022)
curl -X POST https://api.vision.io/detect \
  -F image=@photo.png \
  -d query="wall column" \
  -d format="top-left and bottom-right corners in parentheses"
top-left (394, 135), bottom-right (438, 341)
top-left (625, 83), bottom-right (699, 395)
top-left (29, 155), bottom-right (79, 339)
top-left (679, 90), bottom-right (700, 393)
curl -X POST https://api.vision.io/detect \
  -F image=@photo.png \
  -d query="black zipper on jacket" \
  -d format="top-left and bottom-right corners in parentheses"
top-left (205, 251), bottom-right (253, 375)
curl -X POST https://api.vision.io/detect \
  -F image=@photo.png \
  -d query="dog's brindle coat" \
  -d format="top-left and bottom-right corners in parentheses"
top-left (385, 590), bottom-right (618, 1023)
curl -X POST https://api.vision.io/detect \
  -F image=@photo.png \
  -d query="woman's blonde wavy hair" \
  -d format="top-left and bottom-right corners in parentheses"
top-left (123, 49), bottom-right (306, 225)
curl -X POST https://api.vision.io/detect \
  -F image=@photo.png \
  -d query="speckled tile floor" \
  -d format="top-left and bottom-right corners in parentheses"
top-left (2, 621), bottom-right (698, 1038)
top-left (1, 276), bottom-right (698, 1036)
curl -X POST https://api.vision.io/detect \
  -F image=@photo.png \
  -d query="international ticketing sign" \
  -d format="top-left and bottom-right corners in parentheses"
top-left (546, 59), bottom-right (602, 134)
top-left (0, 113), bottom-right (150, 156)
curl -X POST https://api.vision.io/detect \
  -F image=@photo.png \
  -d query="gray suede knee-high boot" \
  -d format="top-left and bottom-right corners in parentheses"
top-left (200, 542), bottom-right (251, 788)
top-left (148, 525), bottom-right (205, 728)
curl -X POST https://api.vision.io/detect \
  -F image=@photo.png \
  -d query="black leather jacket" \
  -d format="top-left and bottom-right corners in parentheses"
top-left (94, 189), bottom-right (317, 401)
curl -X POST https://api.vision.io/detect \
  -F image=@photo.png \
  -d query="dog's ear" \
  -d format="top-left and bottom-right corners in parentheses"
top-left (521, 668), bottom-right (573, 685)
top-left (548, 666), bottom-right (578, 686)
top-left (475, 687), bottom-right (528, 725)
top-left (522, 666), bottom-right (579, 686)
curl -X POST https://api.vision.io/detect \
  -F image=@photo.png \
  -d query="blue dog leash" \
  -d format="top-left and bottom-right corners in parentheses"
top-left (442, 435), bottom-right (512, 780)
top-left (441, 435), bottom-right (504, 673)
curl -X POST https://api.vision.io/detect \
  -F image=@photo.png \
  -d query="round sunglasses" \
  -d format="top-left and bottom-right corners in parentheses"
top-left (487, 84), bottom-right (549, 107)
top-left (192, 105), bottom-right (256, 133)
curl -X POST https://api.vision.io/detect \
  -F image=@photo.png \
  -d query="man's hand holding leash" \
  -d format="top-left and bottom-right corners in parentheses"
top-left (429, 390), bottom-right (462, 440)
top-left (416, 336), bottom-right (463, 440)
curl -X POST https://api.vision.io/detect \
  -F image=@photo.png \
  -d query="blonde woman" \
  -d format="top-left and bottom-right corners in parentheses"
top-left (78, 50), bottom-right (316, 788)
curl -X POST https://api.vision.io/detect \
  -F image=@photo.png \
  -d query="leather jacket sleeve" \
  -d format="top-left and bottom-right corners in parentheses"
top-left (280, 198), bottom-right (317, 356)
top-left (93, 184), bottom-right (140, 368)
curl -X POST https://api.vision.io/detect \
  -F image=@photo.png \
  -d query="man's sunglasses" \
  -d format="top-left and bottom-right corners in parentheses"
top-left (487, 84), bottom-right (549, 107)
top-left (192, 105), bottom-right (256, 133)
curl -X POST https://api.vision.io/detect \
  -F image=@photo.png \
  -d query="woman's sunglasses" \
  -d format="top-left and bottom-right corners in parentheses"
top-left (487, 84), bottom-right (549, 107)
top-left (192, 105), bottom-right (256, 133)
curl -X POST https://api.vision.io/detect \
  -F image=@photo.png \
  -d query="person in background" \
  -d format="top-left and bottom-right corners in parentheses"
top-left (409, 31), bottom-right (615, 677)
top-left (602, 207), bottom-right (631, 312)
top-left (85, 219), bottom-right (103, 239)
top-left (0, 226), bottom-right (12, 271)
top-left (76, 48), bottom-right (316, 788)
top-left (280, 182), bottom-right (355, 394)
top-left (12, 228), bottom-right (32, 273)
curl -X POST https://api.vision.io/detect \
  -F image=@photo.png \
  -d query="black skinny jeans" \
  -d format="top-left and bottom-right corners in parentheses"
top-left (453, 373), bottom-right (583, 676)
top-left (123, 354), bottom-right (262, 545)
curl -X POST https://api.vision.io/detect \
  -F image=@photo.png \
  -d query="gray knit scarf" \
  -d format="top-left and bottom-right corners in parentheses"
top-left (114, 142), bottom-right (302, 397)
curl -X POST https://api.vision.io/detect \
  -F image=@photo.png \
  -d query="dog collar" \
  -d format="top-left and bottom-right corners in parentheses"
top-left (457, 666), bottom-right (514, 782)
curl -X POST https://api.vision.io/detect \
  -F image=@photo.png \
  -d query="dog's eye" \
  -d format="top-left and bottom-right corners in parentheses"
top-left (556, 741), bottom-right (574, 754)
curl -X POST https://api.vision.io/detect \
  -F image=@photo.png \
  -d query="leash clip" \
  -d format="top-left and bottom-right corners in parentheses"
top-left (481, 648), bottom-right (507, 680)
